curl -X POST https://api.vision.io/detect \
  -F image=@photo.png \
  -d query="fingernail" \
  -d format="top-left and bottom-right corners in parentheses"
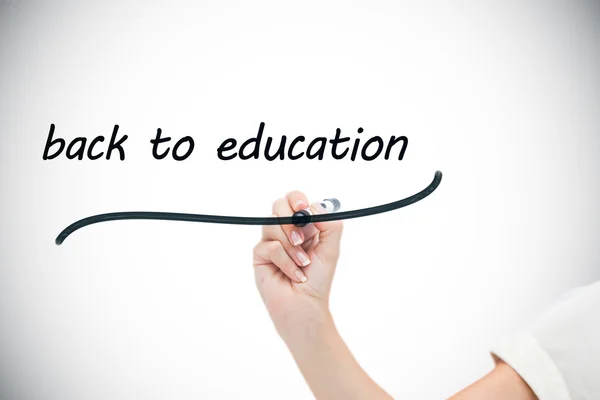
top-left (297, 251), bottom-right (310, 266)
top-left (295, 269), bottom-right (308, 282)
top-left (294, 200), bottom-right (307, 210)
top-left (290, 230), bottom-right (303, 246)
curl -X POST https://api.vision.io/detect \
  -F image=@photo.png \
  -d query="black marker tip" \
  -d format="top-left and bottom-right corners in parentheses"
top-left (292, 209), bottom-right (311, 227)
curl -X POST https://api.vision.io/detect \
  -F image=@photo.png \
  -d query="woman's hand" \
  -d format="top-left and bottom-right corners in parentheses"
top-left (252, 191), bottom-right (343, 337)
top-left (252, 191), bottom-right (393, 399)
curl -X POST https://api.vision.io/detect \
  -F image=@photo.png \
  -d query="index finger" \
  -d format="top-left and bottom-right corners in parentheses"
top-left (286, 190), bottom-right (309, 213)
top-left (287, 191), bottom-right (320, 242)
top-left (272, 191), bottom-right (308, 246)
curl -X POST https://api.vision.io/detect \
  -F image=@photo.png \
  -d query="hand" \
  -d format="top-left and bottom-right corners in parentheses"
top-left (253, 191), bottom-right (343, 337)
top-left (253, 193), bottom-right (393, 399)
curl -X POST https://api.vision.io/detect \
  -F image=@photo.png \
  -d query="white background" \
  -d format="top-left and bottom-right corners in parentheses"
top-left (1, 1), bottom-right (599, 399)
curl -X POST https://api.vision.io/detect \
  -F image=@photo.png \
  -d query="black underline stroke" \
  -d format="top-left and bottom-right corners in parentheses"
top-left (55, 170), bottom-right (442, 245)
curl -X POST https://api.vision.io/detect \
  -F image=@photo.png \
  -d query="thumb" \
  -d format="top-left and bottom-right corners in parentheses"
top-left (309, 202), bottom-right (343, 264)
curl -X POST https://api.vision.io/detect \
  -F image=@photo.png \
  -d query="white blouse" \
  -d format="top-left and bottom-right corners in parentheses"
top-left (491, 281), bottom-right (600, 400)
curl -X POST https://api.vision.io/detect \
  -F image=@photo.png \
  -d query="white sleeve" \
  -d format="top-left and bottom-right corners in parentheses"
top-left (490, 281), bottom-right (600, 400)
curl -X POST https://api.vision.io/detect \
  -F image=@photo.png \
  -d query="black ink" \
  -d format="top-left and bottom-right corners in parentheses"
top-left (216, 123), bottom-right (409, 162)
top-left (43, 124), bottom-right (126, 161)
top-left (306, 137), bottom-right (326, 160)
top-left (288, 136), bottom-right (305, 160)
top-left (43, 124), bottom-right (64, 160)
top-left (106, 125), bottom-right (127, 160)
top-left (87, 136), bottom-right (105, 160)
top-left (350, 128), bottom-right (362, 161)
top-left (265, 135), bottom-right (287, 161)
top-left (151, 128), bottom-right (171, 159)
top-left (239, 122), bottom-right (264, 160)
top-left (66, 137), bottom-right (87, 160)
top-left (330, 128), bottom-right (350, 159)
top-left (217, 138), bottom-right (237, 160)
top-left (172, 136), bottom-right (195, 161)
top-left (55, 171), bottom-right (442, 245)
top-left (362, 137), bottom-right (384, 161)
top-left (385, 136), bottom-right (408, 160)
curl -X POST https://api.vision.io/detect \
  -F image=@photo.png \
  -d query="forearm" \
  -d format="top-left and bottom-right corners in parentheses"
top-left (278, 308), bottom-right (393, 400)
top-left (449, 360), bottom-right (537, 400)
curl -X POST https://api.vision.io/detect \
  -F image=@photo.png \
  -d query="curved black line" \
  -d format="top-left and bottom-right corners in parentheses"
top-left (55, 170), bottom-right (442, 245)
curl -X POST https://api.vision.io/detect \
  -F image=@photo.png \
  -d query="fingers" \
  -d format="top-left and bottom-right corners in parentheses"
top-left (257, 191), bottom-right (340, 285)
top-left (262, 213), bottom-right (311, 269)
top-left (286, 190), bottom-right (309, 215)
top-left (272, 191), bottom-right (309, 246)
top-left (254, 240), bottom-right (308, 283)
top-left (309, 202), bottom-right (343, 261)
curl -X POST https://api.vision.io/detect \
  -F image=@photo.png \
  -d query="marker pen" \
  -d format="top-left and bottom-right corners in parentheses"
top-left (292, 198), bottom-right (341, 227)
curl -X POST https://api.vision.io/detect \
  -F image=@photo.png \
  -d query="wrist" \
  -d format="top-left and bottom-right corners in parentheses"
top-left (272, 299), bottom-right (334, 342)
